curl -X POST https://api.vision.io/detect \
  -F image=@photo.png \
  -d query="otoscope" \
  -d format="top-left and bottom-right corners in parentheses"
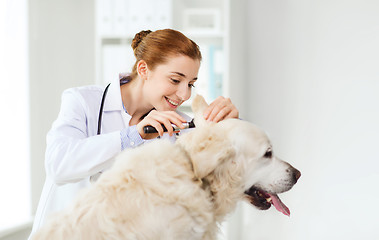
top-left (143, 119), bottom-right (195, 134)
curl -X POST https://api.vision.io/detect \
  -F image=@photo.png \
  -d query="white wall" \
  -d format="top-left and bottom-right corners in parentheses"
top-left (0, 0), bottom-right (30, 230)
top-left (29, 0), bottom-right (95, 215)
top-left (237, 0), bottom-right (379, 239)
top-left (228, 0), bottom-right (249, 119)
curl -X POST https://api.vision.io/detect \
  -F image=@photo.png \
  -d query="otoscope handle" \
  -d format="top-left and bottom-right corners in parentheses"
top-left (143, 120), bottom-right (195, 134)
top-left (143, 125), bottom-right (169, 134)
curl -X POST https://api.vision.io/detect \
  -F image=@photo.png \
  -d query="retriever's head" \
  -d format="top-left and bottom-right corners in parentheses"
top-left (177, 95), bottom-right (301, 219)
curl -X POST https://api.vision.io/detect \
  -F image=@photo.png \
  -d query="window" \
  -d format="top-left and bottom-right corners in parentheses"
top-left (0, 0), bottom-right (31, 230)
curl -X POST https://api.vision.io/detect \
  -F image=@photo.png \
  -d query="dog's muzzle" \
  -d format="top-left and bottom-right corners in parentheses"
top-left (244, 167), bottom-right (301, 216)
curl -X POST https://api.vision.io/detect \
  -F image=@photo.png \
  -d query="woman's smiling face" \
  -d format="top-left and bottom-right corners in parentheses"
top-left (143, 55), bottom-right (200, 111)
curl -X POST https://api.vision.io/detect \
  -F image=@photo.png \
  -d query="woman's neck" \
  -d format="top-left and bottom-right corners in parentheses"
top-left (120, 77), bottom-right (152, 124)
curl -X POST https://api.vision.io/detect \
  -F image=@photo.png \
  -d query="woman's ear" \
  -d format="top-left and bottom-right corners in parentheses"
top-left (137, 60), bottom-right (148, 79)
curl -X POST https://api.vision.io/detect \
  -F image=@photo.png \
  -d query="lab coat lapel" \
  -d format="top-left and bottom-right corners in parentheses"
top-left (102, 76), bottom-right (131, 128)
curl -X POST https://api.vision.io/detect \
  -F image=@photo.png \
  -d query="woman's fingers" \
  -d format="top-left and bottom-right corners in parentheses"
top-left (204, 97), bottom-right (239, 122)
top-left (137, 110), bottom-right (186, 139)
top-left (152, 111), bottom-right (186, 136)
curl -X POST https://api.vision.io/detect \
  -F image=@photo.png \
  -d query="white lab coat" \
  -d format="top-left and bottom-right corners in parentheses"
top-left (29, 76), bottom-right (191, 237)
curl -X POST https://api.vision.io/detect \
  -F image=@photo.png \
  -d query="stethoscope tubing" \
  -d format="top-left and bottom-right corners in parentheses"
top-left (97, 83), bottom-right (111, 135)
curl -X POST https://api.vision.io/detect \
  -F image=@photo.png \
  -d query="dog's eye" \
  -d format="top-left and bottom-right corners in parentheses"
top-left (264, 149), bottom-right (272, 158)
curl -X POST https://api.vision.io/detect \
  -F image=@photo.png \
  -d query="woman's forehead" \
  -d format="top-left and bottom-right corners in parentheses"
top-left (153, 55), bottom-right (200, 77)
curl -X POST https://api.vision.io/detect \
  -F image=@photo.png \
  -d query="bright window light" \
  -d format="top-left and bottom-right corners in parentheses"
top-left (0, 0), bottom-right (31, 230)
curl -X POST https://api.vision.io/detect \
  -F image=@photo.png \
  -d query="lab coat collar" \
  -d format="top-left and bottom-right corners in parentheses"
top-left (102, 75), bottom-right (124, 112)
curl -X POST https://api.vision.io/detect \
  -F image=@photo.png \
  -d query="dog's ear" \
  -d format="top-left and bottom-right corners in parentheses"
top-left (191, 94), bottom-right (208, 127)
top-left (181, 95), bottom-right (235, 178)
top-left (179, 127), bottom-right (235, 179)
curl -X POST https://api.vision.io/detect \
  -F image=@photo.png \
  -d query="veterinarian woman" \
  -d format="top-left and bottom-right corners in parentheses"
top-left (29, 29), bottom-right (239, 238)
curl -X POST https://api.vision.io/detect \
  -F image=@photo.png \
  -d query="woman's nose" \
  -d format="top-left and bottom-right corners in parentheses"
top-left (177, 83), bottom-right (191, 101)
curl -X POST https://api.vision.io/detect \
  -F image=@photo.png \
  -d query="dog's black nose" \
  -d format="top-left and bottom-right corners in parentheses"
top-left (286, 164), bottom-right (301, 183)
top-left (293, 169), bottom-right (301, 182)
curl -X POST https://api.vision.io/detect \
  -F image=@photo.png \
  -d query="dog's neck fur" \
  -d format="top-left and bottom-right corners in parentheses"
top-left (176, 143), bottom-right (202, 183)
top-left (177, 141), bottom-right (244, 223)
top-left (204, 167), bottom-right (245, 222)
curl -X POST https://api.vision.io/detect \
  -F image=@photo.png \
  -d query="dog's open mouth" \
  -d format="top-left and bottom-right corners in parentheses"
top-left (244, 186), bottom-right (290, 216)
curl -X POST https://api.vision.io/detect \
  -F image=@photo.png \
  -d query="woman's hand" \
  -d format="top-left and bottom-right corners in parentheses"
top-left (203, 96), bottom-right (239, 122)
top-left (136, 110), bottom-right (187, 139)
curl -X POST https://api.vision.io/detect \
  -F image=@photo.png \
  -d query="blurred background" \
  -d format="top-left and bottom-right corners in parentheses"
top-left (1, 0), bottom-right (378, 239)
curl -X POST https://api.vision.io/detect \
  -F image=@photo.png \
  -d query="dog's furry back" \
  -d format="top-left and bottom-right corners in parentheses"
top-left (32, 140), bottom-right (218, 240)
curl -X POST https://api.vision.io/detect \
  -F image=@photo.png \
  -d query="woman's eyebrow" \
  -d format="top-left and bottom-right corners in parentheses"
top-left (171, 72), bottom-right (198, 80)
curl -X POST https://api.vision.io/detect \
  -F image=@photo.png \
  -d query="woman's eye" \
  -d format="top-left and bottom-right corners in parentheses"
top-left (170, 78), bottom-right (180, 83)
top-left (188, 83), bottom-right (195, 88)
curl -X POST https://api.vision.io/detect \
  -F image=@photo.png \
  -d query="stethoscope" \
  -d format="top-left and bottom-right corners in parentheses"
top-left (97, 83), bottom-right (111, 135)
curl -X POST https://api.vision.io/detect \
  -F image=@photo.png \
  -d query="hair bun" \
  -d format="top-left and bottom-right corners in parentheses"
top-left (131, 30), bottom-right (152, 50)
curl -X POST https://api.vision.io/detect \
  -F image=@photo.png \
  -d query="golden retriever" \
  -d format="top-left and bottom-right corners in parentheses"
top-left (32, 95), bottom-right (300, 240)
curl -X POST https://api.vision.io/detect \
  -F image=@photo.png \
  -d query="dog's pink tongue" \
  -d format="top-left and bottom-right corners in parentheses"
top-left (269, 193), bottom-right (290, 216)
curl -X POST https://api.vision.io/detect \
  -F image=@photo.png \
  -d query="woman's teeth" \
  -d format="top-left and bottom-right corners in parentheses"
top-left (167, 98), bottom-right (179, 106)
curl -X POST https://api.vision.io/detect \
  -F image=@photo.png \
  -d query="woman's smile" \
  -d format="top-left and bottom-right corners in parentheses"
top-left (165, 96), bottom-right (181, 109)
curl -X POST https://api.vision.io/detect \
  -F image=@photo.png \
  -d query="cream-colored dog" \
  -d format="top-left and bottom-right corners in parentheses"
top-left (32, 95), bottom-right (300, 240)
